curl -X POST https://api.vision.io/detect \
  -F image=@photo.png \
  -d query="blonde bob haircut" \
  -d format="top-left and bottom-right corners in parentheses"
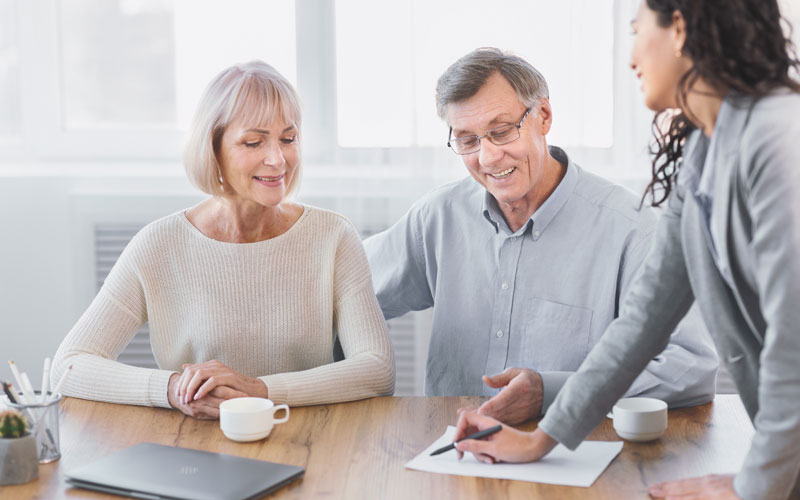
top-left (184, 60), bottom-right (302, 197)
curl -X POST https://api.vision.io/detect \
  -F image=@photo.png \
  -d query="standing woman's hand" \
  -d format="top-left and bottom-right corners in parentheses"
top-left (167, 373), bottom-right (249, 419)
top-left (453, 410), bottom-right (558, 464)
top-left (174, 360), bottom-right (268, 405)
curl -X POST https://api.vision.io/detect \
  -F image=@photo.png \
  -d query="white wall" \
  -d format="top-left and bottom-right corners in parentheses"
top-left (1, 176), bottom-right (78, 387)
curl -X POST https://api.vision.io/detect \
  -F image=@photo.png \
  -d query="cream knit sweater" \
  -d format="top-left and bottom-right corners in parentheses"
top-left (51, 206), bottom-right (395, 408)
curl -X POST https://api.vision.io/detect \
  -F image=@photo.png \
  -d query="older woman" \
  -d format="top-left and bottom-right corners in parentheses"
top-left (51, 61), bottom-right (394, 418)
top-left (453, 1), bottom-right (800, 498)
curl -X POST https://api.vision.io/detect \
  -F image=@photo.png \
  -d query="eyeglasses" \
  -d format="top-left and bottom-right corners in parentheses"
top-left (447, 108), bottom-right (532, 155)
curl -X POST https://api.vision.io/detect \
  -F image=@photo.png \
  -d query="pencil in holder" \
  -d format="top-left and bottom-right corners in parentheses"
top-left (4, 391), bottom-right (62, 463)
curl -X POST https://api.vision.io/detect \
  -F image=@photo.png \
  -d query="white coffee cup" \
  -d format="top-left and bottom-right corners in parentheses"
top-left (611, 397), bottom-right (667, 442)
top-left (219, 397), bottom-right (290, 442)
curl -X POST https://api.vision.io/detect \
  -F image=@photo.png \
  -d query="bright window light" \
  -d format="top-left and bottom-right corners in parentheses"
top-left (173, 0), bottom-right (296, 129)
top-left (0, 0), bottom-right (21, 138)
top-left (58, 0), bottom-right (296, 131)
top-left (335, 0), bottom-right (614, 149)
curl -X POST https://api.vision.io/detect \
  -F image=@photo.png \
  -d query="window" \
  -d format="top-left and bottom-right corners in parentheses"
top-left (4, 0), bottom-right (654, 176)
top-left (59, 0), bottom-right (178, 130)
top-left (0, 0), bottom-right (21, 140)
top-left (59, 0), bottom-right (296, 132)
top-left (334, 0), bottom-right (614, 149)
top-left (3, 0), bottom-right (296, 159)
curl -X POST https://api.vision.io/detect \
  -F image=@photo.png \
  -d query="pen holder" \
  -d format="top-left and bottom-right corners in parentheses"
top-left (4, 391), bottom-right (62, 463)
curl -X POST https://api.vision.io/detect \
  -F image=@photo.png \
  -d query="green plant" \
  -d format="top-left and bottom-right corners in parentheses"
top-left (0, 409), bottom-right (29, 438)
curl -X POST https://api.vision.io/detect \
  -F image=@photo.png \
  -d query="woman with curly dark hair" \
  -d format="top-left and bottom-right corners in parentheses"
top-left (452, 1), bottom-right (800, 498)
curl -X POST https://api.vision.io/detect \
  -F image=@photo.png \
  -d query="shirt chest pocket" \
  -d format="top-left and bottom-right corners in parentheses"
top-left (513, 298), bottom-right (593, 372)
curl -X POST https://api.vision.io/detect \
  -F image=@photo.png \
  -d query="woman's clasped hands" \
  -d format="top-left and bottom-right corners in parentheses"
top-left (167, 360), bottom-right (268, 419)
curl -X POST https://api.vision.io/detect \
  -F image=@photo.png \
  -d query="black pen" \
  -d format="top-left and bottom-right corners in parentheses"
top-left (429, 424), bottom-right (503, 456)
top-left (2, 381), bottom-right (19, 404)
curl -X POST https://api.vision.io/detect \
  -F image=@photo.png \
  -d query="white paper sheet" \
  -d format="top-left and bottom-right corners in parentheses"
top-left (405, 426), bottom-right (623, 487)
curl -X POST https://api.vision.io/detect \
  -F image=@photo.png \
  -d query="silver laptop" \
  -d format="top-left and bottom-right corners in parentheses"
top-left (65, 442), bottom-right (304, 500)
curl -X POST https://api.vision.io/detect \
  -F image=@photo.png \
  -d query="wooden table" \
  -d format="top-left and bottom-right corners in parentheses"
top-left (1, 395), bottom-right (753, 499)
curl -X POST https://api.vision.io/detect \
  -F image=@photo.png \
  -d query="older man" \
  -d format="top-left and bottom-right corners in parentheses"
top-left (364, 48), bottom-right (717, 424)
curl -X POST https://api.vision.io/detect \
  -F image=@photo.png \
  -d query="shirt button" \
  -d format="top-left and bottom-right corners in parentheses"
top-left (534, 230), bottom-right (540, 237)
top-left (501, 283), bottom-right (509, 290)
top-left (496, 330), bottom-right (504, 338)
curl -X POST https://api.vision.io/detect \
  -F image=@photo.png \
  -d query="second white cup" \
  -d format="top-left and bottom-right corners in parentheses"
top-left (611, 397), bottom-right (667, 442)
top-left (219, 397), bottom-right (290, 442)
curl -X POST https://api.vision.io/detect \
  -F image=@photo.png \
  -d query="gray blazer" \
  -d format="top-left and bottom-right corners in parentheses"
top-left (538, 91), bottom-right (800, 500)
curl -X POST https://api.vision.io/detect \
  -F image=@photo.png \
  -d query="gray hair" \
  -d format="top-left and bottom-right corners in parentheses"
top-left (183, 60), bottom-right (302, 197)
top-left (435, 47), bottom-right (549, 122)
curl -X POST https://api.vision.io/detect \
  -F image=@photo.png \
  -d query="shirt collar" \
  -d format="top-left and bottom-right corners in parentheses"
top-left (482, 145), bottom-right (579, 239)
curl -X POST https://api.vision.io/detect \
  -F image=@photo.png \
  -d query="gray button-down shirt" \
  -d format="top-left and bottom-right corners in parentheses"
top-left (365, 147), bottom-right (717, 413)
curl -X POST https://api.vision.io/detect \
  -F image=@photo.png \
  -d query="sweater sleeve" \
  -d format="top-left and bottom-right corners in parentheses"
top-left (50, 233), bottom-right (175, 408)
top-left (259, 222), bottom-right (395, 405)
